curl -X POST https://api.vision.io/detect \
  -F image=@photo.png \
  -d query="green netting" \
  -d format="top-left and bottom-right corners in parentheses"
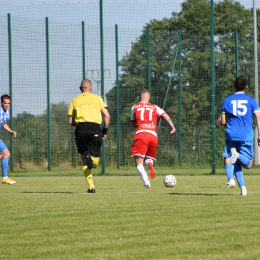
top-left (1, 0), bottom-right (260, 175)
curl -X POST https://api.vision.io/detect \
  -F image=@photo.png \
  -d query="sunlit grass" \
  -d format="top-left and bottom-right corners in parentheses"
top-left (10, 165), bottom-right (216, 177)
top-left (1, 175), bottom-right (260, 259)
top-left (10, 161), bottom-right (260, 177)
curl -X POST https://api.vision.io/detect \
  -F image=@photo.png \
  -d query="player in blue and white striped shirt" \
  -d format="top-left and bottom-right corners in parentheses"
top-left (217, 76), bottom-right (260, 196)
top-left (0, 94), bottom-right (16, 184)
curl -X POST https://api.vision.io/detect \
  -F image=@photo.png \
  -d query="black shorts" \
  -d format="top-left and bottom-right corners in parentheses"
top-left (75, 122), bottom-right (103, 157)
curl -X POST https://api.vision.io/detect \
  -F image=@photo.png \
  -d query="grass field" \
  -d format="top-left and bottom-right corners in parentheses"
top-left (9, 166), bottom-right (211, 177)
top-left (9, 164), bottom-right (260, 177)
top-left (1, 174), bottom-right (260, 260)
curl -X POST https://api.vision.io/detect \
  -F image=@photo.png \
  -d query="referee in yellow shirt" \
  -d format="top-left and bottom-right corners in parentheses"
top-left (68, 79), bottom-right (110, 193)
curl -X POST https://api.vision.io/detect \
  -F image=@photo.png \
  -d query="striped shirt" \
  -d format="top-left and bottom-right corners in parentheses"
top-left (0, 107), bottom-right (10, 132)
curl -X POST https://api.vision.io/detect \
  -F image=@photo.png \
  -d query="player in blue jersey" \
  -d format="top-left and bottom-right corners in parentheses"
top-left (217, 76), bottom-right (260, 196)
top-left (0, 94), bottom-right (16, 184)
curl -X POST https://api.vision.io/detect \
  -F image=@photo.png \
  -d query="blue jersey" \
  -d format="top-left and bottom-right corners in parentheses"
top-left (0, 107), bottom-right (10, 133)
top-left (221, 93), bottom-right (259, 141)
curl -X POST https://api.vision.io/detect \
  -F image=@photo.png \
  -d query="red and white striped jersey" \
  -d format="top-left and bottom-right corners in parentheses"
top-left (130, 102), bottom-right (166, 137)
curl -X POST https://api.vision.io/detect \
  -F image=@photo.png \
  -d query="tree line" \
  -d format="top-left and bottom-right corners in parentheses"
top-left (2, 0), bottom-right (259, 170)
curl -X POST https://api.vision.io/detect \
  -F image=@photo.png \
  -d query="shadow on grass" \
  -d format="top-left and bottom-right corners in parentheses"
top-left (168, 193), bottom-right (234, 196)
top-left (23, 192), bottom-right (74, 194)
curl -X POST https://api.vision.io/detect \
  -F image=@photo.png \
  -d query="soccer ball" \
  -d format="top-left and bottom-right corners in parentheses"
top-left (163, 175), bottom-right (177, 188)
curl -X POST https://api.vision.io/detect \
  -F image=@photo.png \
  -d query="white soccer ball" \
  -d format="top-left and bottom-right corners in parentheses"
top-left (163, 175), bottom-right (177, 188)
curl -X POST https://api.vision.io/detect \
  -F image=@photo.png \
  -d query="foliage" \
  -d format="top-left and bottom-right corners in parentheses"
top-left (106, 0), bottom-right (259, 168)
top-left (1, 0), bottom-right (259, 170)
top-left (1, 102), bottom-right (81, 169)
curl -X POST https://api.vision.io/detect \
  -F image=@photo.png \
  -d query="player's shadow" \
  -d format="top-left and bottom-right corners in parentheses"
top-left (22, 191), bottom-right (74, 194)
top-left (168, 193), bottom-right (234, 196)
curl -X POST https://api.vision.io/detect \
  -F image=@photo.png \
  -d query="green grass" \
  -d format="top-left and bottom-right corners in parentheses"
top-left (1, 175), bottom-right (260, 259)
top-left (9, 163), bottom-right (260, 177)
top-left (9, 166), bottom-right (217, 177)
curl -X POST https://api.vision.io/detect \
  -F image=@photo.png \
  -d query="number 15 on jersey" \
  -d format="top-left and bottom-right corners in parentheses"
top-left (231, 100), bottom-right (248, 116)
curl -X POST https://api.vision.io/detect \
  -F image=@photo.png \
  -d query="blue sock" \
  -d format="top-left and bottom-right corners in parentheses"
top-left (225, 163), bottom-right (233, 180)
top-left (1, 158), bottom-right (9, 178)
top-left (237, 154), bottom-right (251, 168)
top-left (234, 164), bottom-right (245, 187)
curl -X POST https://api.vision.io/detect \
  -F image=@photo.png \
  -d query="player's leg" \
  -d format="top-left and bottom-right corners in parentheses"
top-left (76, 124), bottom-right (100, 168)
top-left (0, 139), bottom-right (15, 184)
top-left (83, 150), bottom-right (93, 169)
top-left (224, 158), bottom-right (236, 188)
top-left (233, 163), bottom-right (247, 196)
top-left (82, 155), bottom-right (99, 193)
top-left (82, 132), bottom-right (101, 169)
top-left (134, 156), bottom-right (151, 188)
top-left (81, 154), bottom-right (95, 193)
top-left (145, 134), bottom-right (158, 179)
top-left (83, 145), bottom-right (100, 170)
top-left (131, 133), bottom-right (151, 188)
top-left (82, 131), bottom-right (103, 193)
top-left (223, 141), bottom-right (236, 188)
top-left (76, 126), bottom-right (100, 193)
top-left (233, 141), bottom-right (254, 195)
top-left (145, 158), bottom-right (155, 179)
top-left (231, 141), bottom-right (254, 169)
top-left (82, 150), bottom-right (99, 170)
top-left (230, 147), bottom-right (252, 168)
top-left (81, 155), bottom-right (99, 169)
top-left (82, 155), bottom-right (100, 194)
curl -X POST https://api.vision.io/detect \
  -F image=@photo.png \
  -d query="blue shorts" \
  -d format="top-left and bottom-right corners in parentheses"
top-left (223, 140), bottom-right (254, 160)
top-left (0, 139), bottom-right (7, 152)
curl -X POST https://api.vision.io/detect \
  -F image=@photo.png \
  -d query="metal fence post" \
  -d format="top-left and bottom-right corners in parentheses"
top-left (147, 26), bottom-right (151, 102)
top-left (253, 0), bottom-right (259, 166)
top-left (8, 13), bottom-right (13, 172)
top-left (115, 25), bottom-right (120, 169)
top-left (82, 21), bottom-right (85, 80)
top-left (198, 125), bottom-right (200, 165)
top-left (46, 17), bottom-right (51, 171)
top-left (100, 0), bottom-right (105, 175)
top-left (36, 124), bottom-right (39, 165)
top-left (178, 30), bottom-right (182, 167)
top-left (210, 0), bottom-right (216, 174)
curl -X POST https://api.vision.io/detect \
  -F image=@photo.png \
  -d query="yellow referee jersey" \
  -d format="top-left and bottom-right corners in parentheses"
top-left (68, 92), bottom-right (107, 125)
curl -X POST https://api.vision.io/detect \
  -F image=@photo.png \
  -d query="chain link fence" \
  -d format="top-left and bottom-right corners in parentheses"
top-left (0, 0), bottom-right (260, 175)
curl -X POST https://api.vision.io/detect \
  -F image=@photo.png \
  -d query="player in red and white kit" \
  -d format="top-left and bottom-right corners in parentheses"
top-left (130, 89), bottom-right (176, 188)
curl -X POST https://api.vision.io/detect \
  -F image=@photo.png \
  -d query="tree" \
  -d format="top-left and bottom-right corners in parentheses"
top-left (106, 0), bottom-right (257, 167)
top-left (7, 102), bottom-right (81, 168)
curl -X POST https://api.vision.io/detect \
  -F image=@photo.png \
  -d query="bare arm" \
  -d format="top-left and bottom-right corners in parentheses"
top-left (68, 116), bottom-right (77, 127)
top-left (161, 114), bottom-right (176, 134)
top-left (101, 107), bottom-right (110, 129)
top-left (101, 107), bottom-right (110, 139)
top-left (255, 111), bottom-right (260, 146)
top-left (221, 115), bottom-right (227, 126)
top-left (3, 123), bottom-right (16, 137)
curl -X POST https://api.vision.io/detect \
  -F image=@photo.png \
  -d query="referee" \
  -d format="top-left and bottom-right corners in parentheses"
top-left (68, 79), bottom-right (110, 193)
